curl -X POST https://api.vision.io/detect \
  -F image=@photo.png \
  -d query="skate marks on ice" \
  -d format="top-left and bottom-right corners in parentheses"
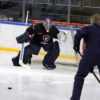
top-left (0, 51), bottom-right (100, 100)
top-left (0, 64), bottom-right (74, 100)
top-left (0, 64), bottom-right (100, 100)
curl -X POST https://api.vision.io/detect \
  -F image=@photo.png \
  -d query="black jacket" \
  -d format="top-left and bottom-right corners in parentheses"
top-left (74, 25), bottom-right (100, 54)
top-left (27, 23), bottom-right (59, 45)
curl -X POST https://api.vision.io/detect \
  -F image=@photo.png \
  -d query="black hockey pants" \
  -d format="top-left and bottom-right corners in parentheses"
top-left (43, 41), bottom-right (60, 68)
top-left (12, 41), bottom-right (60, 68)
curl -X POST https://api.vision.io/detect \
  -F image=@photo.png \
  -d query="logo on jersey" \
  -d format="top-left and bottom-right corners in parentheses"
top-left (42, 35), bottom-right (51, 43)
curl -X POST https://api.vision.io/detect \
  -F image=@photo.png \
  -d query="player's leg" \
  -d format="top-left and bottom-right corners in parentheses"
top-left (42, 43), bottom-right (54, 69)
top-left (12, 51), bottom-right (32, 66)
top-left (43, 41), bottom-right (60, 69)
top-left (43, 52), bottom-right (56, 69)
top-left (71, 51), bottom-right (96, 100)
top-left (52, 41), bottom-right (60, 62)
top-left (12, 44), bottom-right (41, 66)
top-left (12, 52), bottom-right (20, 66)
top-left (23, 44), bottom-right (41, 64)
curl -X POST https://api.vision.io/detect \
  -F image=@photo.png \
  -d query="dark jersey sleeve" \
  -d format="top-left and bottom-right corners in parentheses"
top-left (26, 26), bottom-right (34, 35)
top-left (27, 24), bottom-right (43, 35)
top-left (74, 27), bottom-right (88, 46)
top-left (26, 24), bottom-right (39, 35)
top-left (51, 25), bottom-right (60, 39)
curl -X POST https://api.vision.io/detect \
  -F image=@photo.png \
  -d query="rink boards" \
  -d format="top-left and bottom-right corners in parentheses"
top-left (0, 21), bottom-right (83, 64)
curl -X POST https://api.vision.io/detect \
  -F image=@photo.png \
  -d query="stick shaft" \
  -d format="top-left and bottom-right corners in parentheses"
top-left (19, 11), bottom-right (29, 64)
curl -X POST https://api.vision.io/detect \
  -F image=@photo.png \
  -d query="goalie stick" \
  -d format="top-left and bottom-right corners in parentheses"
top-left (19, 11), bottom-right (30, 69)
top-left (78, 51), bottom-right (100, 84)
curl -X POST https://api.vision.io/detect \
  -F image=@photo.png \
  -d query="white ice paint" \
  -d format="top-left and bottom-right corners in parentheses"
top-left (0, 51), bottom-right (100, 100)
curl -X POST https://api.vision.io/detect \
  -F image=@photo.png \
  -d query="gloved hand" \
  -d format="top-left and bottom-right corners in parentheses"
top-left (90, 67), bottom-right (94, 73)
top-left (73, 44), bottom-right (80, 53)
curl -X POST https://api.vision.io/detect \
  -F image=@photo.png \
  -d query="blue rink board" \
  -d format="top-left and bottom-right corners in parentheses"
top-left (0, 21), bottom-right (80, 31)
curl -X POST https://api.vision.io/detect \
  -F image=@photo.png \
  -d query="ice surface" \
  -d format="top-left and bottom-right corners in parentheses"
top-left (0, 51), bottom-right (100, 100)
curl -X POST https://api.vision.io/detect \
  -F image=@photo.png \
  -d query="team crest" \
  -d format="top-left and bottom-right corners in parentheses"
top-left (42, 35), bottom-right (51, 42)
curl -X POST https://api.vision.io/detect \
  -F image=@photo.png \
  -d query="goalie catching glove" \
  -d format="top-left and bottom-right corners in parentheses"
top-left (16, 31), bottom-right (30, 44)
top-left (57, 31), bottom-right (67, 42)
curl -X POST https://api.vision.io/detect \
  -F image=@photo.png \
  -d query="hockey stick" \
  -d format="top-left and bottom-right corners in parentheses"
top-left (78, 51), bottom-right (100, 83)
top-left (70, 26), bottom-right (79, 65)
top-left (19, 11), bottom-right (30, 69)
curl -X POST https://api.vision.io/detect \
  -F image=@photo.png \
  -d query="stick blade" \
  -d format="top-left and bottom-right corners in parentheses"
top-left (19, 61), bottom-right (30, 70)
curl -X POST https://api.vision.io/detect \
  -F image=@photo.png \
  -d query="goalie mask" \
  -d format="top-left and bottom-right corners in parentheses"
top-left (43, 18), bottom-right (52, 32)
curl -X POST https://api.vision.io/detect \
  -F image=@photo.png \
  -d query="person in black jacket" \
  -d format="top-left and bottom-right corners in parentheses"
top-left (12, 18), bottom-right (67, 70)
top-left (71, 14), bottom-right (100, 100)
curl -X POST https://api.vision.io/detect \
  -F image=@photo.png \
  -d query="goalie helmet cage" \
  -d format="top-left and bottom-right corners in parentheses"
top-left (31, 20), bottom-right (86, 66)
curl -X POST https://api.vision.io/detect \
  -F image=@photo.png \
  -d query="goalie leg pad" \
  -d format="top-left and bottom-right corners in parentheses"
top-left (12, 52), bottom-right (21, 66)
top-left (43, 41), bottom-right (60, 69)
top-left (23, 44), bottom-right (41, 64)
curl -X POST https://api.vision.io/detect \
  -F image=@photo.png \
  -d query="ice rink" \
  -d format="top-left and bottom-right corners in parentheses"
top-left (0, 51), bottom-right (100, 100)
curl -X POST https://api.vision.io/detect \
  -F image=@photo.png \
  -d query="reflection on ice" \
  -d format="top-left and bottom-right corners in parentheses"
top-left (0, 51), bottom-right (100, 100)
